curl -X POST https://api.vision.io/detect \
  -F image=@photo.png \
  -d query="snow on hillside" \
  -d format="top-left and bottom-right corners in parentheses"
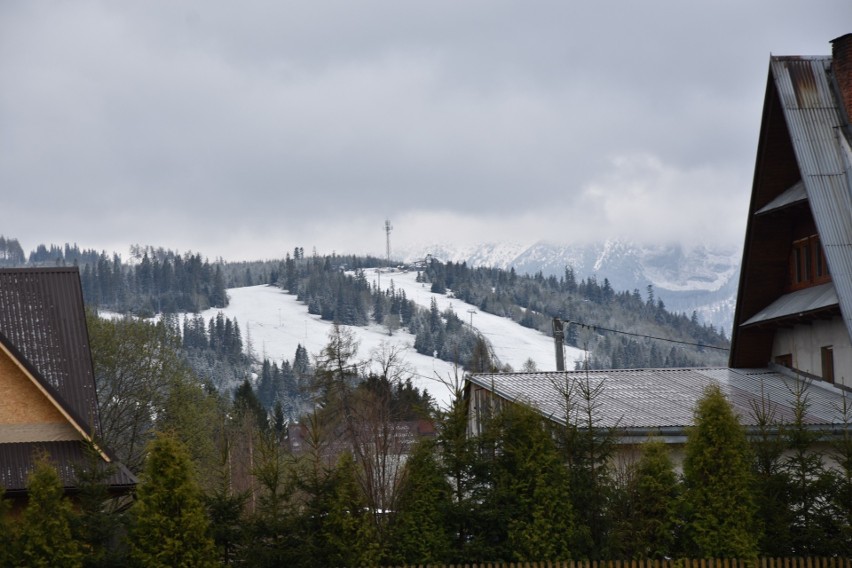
top-left (199, 286), bottom-right (460, 407)
top-left (363, 268), bottom-right (586, 374)
top-left (200, 272), bottom-right (586, 408)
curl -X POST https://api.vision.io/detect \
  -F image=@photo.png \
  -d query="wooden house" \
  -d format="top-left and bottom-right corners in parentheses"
top-left (730, 33), bottom-right (852, 386)
top-left (466, 35), bottom-right (852, 447)
top-left (0, 267), bottom-right (135, 507)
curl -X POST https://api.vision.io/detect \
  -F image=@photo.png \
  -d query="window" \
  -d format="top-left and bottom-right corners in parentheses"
top-left (775, 353), bottom-right (793, 368)
top-left (790, 235), bottom-right (830, 289)
top-left (821, 346), bottom-right (834, 383)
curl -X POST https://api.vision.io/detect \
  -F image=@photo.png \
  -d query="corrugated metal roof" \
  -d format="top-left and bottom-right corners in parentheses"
top-left (469, 367), bottom-right (849, 432)
top-left (0, 268), bottom-right (136, 492)
top-left (740, 281), bottom-right (838, 326)
top-left (755, 180), bottom-right (808, 215)
top-left (0, 267), bottom-right (100, 437)
top-left (0, 441), bottom-right (136, 493)
top-left (771, 56), bottom-right (852, 345)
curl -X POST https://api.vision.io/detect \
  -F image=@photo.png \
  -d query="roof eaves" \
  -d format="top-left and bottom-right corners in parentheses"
top-left (754, 179), bottom-right (808, 215)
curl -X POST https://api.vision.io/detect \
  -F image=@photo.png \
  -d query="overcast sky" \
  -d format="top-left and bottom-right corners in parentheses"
top-left (1, 2), bottom-right (849, 261)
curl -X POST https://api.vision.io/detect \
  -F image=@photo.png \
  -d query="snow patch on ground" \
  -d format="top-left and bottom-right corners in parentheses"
top-left (199, 285), bottom-right (461, 408)
top-left (198, 271), bottom-right (587, 408)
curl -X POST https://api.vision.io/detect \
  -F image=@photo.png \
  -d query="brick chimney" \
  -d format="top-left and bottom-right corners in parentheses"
top-left (831, 33), bottom-right (852, 120)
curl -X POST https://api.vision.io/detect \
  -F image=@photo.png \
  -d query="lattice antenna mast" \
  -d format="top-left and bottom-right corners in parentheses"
top-left (384, 219), bottom-right (393, 267)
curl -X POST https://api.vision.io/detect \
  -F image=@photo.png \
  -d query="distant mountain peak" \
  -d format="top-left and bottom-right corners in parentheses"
top-left (396, 238), bottom-right (741, 333)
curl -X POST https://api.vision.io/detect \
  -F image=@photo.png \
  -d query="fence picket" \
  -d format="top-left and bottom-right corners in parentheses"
top-left (380, 558), bottom-right (852, 568)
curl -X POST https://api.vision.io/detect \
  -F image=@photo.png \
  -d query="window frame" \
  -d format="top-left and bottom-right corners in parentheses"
top-left (821, 346), bottom-right (834, 383)
top-left (790, 235), bottom-right (830, 290)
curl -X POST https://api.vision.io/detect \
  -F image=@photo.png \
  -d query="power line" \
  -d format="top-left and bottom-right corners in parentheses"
top-left (562, 319), bottom-right (730, 352)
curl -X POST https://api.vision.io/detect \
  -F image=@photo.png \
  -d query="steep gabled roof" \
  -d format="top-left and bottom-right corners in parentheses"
top-left (730, 51), bottom-right (852, 367)
top-left (0, 267), bottom-right (136, 492)
top-left (769, 56), bottom-right (852, 340)
top-left (0, 268), bottom-right (101, 438)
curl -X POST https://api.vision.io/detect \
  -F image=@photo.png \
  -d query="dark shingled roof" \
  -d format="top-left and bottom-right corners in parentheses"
top-left (0, 267), bottom-right (136, 492)
top-left (0, 267), bottom-right (101, 437)
top-left (0, 441), bottom-right (136, 495)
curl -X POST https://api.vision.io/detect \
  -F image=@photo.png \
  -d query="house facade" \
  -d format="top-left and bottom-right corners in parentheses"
top-left (467, 34), bottom-right (852, 445)
top-left (0, 267), bottom-right (135, 506)
top-left (730, 33), bottom-right (852, 386)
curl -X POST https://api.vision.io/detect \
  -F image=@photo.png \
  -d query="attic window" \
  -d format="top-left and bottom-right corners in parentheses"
top-left (790, 236), bottom-right (830, 290)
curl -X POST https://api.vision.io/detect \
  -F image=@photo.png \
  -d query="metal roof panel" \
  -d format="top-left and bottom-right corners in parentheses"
top-left (770, 56), bottom-right (852, 347)
top-left (0, 268), bottom-right (100, 437)
top-left (469, 368), bottom-right (849, 431)
top-left (755, 180), bottom-right (808, 215)
top-left (740, 282), bottom-right (838, 326)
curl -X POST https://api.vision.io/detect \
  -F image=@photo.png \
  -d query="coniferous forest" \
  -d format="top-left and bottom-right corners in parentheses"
top-left (3, 316), bottom-right (852, 565)
top-left (1, 236), bottom-right (730, 380)
top-left (14, 237), bottom-right (842, 567)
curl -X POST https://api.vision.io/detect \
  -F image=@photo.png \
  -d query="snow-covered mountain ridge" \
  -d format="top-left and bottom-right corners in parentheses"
top-left (396, 239), bottom-right (741, 333)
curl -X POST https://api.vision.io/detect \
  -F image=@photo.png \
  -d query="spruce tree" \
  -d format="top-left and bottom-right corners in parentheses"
top-left (71, 442), bottom-right (129, 567)
top-left (682, 383), bottom-right (759, 558)
top-left (322, 453), bottom-right (381, 567)
top-left (0, 487), bottom-right (15, 568)
top-left (387, 439), bottom-right (453, 565)
top-left (782, 379), bottom-right (837, 555)
top-left (15, 456), bottom-right (83, 568)
top-left (495, 404), bottom-right (574, 562)
top-left (749, 387), bottom-right (793, 556)
top-left (129, 433), bottom-right (217, 568)
top-left (436, 389), bottom-right (489, 563)
top-left (833, 393), bottom-right (852, 556)
top-left (610, 439), bottom-right (679, 559)
top-left (556, 374), bottom-right (618, 559)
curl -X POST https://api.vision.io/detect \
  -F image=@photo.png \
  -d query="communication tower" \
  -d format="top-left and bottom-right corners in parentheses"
top-left (384, 219), bottom-right (393, 267)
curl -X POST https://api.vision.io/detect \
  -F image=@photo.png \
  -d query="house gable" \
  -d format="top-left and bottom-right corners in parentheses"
top-left (730, 37), bottom-right (852, 385)
top-left (0, 267), bottom-right (135, 494)
top-left (0, 341), bottom-right (84, 444)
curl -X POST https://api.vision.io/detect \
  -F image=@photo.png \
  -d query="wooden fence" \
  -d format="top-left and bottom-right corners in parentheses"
top-left (381, 558), bottom-right (852, 568)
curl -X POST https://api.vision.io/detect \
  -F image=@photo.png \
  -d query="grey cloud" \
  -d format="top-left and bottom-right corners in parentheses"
top-left (1, 0), bottom-right (849, 259)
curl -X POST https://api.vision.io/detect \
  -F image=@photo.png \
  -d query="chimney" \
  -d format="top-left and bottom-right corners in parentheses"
top-left (831, 33), bottom-right (852, 120)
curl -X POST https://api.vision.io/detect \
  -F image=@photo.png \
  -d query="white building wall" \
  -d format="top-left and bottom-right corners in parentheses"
top-left (771, 315), bottom-right (852, 387)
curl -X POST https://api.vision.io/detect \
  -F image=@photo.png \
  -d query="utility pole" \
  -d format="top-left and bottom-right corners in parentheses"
top-left (467, 308), bottom-right (477, 328)
top-left (553, 317), bottom-right (565, 371)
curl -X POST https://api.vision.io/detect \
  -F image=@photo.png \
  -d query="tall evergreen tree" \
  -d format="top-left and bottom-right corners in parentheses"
top-left (610, 439), bottom-right (679, 559)
top-left (488, 403), bottom-right (574, 562)
top-left (436, 388), bottom-right (489, 564)
top-left (321, 453), bottom-right (381, 567)
top-left (682, 383), bottom-right (759, 558)
top-left (832, 393), bottom-right (852, 556)
top-left (782, 379), bottom-right (838, 555)
top-left (0, 486), bottom-right (12, 568)
top-left (555, 374), bottom-right (618, 559)
top-left (749, 387), bottom-right (793, 556)
top-left (386, 439), bottom-right (453, 565)
top-left (129, 433), bottom-right (217, 568)
top-left (15, 456), bottom-right (83, 568)
top-left (71, 442), bottom-right (129, 568)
